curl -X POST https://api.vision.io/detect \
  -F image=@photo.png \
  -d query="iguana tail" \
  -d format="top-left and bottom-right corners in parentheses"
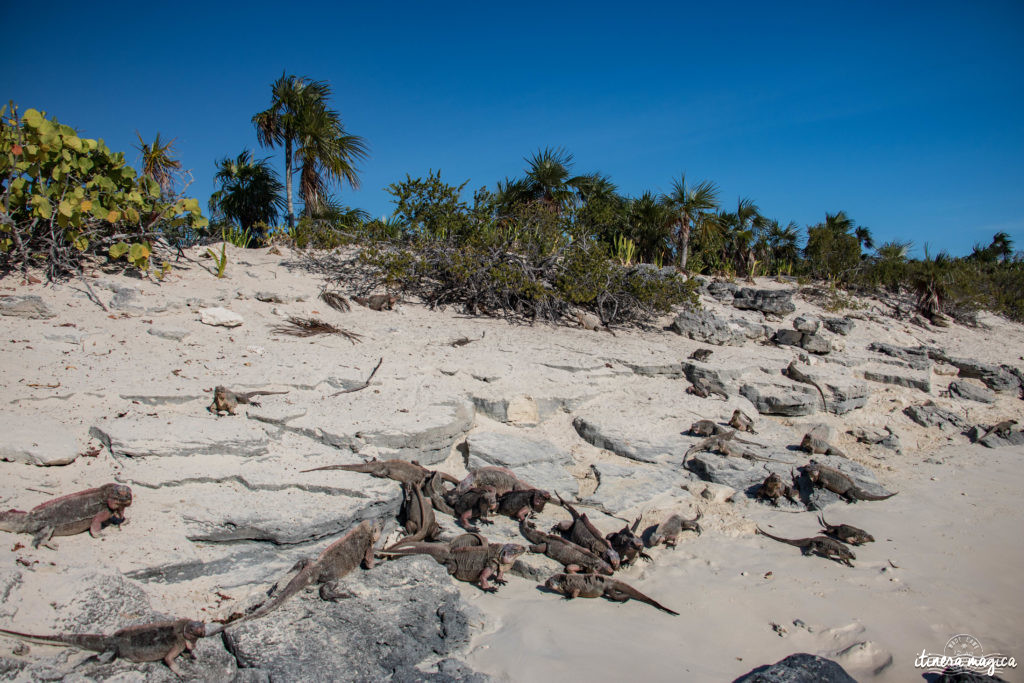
top-left (239, 561), bottom-right (319, 623)
top-left (850, 488), bottom-right (897, 501)
top-left (376, 542), bottom-right (450, 561)
top-left (300, 463), bottom-right (373, 474)
top-left (755, 526), bottom-right (803, 548)
top-left (0, 628), bottom-right (109, 653)
top-left (0, 510), bottom-right (30, 533)
top-left (603, 581), bottom-right (679, 616)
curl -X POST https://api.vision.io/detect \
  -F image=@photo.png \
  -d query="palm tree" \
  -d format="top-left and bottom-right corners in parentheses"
top-left (624, 192), bottom-right (673, 263)
top-left (989, 231), bottom-right (1014, 261)
top-left (208, 150), bottom-right (285, 235)
top-left (497, 148), bottom-right (584, 214)
top-left (855, 226), bottom-right (875, 252)
top-left (764, 220), bottom-right (801, 271)
top-left (662, 174), bottom-right (719, 271)
top-left (253, 73), bottom-right (367, 227)
top-left (134, 132), bottom-right (181, 197)
top-left (722, 197), bottom-right (766, 277)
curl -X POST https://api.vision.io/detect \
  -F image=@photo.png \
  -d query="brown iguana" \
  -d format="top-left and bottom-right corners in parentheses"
top-left (386, 483), bottom-right (441, 549)
top-left (604, 518), bottom-right (651, 566)
top-left (976, 419), bottom-right (1019, 442)
top-left (353, 294), bottom-right (397, 311)
top-left (685, 433), bottom-right (789, 464)
top-left (817, 514), bottom-right (874, 545)
top-left (544, 573), bottom-right (679, 616)
top-left (0, 619), bottom-right (206, 676)
top-left (449, 487), bottom-right (498, 532)
top-left (423, 471), bottom-right (457, 515)
top-left (803, 462), bottom-right (897, 503)
top-left (688, 348), bottom-right (713, 362)
top-left (728, 409), bottom-right (757, 434)
top-left (755, 470), bottom-right (799, 507)
top-left (497, 489), bottom-right (551, 521)
top-left (550, 494), bottom-right (621, 569)
top-left (208, 386), bottom-right (288, 415)
top-left (646, 509), bottom-right (702, 548)
top-left (574, 311), bottom-right (615, 335)
top-left (800, 433), bottom-right (845, 457)
top-left (783, 361), bottom-right (827, 408)
top-left (688, 422), bottom-right (763, 445)
top-left (519, 518), bottom-right (614, 575)
top-left (302, 459), bottom-right (459, 488)
top-left (0, 483), bottom-right (132, 549)
top-left (237, 520), bottom-right (381, 623)
top-left (686, 377), bottom-right (729, 400)
top-left (379, 541), bottom-right (525, 592)
top-left (756, 526), bottom-right (856, 567)
top-left (455, 466), bottom-right (529, 496)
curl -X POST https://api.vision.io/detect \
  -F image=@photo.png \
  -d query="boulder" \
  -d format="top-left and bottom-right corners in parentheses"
top-left (0, 413), bottom-right (79, 465)
top-left (947, 358), bottom-right (1020, 393)
top-left (732, 288), bottom-right (796, 316)
top-left (200, 306), bottom-right (244, 327)
top-left (671, 309), bottom-right (748, 346)
top-left (740, 383), bottom-right (818, 416)
top-left (466, 431), bottom-right (577, 496)
top-left (733, 653), bottom-right (856, 683)
top-left (823, 318), bottom-right (855, 335)
top-left (792, 315), bottom-right (821, 334)
top-left (800, 333), bottom-right (831, 355)
top-left (0, 295), bottom-right (55, 319)
top-left (773, 329), bottom-right (804, 347)
top-left (903, 403), bottom-right (970, 432)
top-left (705, 280), bottom-right (739, 302)
top-left (948, 380), bottom-right (996, 404)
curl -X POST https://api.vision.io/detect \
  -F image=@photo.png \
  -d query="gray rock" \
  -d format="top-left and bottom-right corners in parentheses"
top-left (253, 291), bottom-right (306, 303)
top-left (685, 451), bottom-right (796, 495)
top-left (800, 333), bottom-right (831, 355)
top-left (733, 652), bottom-right (856, 683)
top-left (199, 306), bottom-right (244, 327)
top-left (967, 425), bottom-right (1024, 448)
top-left (0, 295), bottom-right (56, 319)
top-left (622, 361), bottom-right (685, 378)
top-left (584, 462), bottom-right (690, 513)
top-left (863, 368), bottom-right (931, 393)
top-left (948, 380), bottom-right (996, 404)
top-left (731, 318), bottom-right (772, 340)
top-left (223, 555), bottom-right (484, 682)
top-left (866, 342), bottom-right (932, 370)
top-left (572, 416), bottom-right (687, 464)
top-left (147, 326), bottom-right (191, 341)
top-left (705, 280), bottom-right (739, 302)
top-left (823, 318), bottom-right (855, 335)
top-left (466, 431), bottom-right (577, 495)
top-left (948, 358), bottom-right (1021, 393)
top-left (903, 403), bottom-right (970, 432)
top-left (773, 328), bottom-right (804, 347)
top-left (792, 455), bottom-right (895, 509)
top-left (821, 380), bottom-right (870, 415)
top-left (0, 413), bottom-right (79, 465)
top-left (109, 284), bottom-right (142, 311)
top-left (671, 309), bottom-right (748, 346)
top-left (732, 288), bottom-right (796, 315)
top-left (681, 361), bottom-right (743, 390)
top-left (740, 383), bottom-right (818, 416)
top-left (90, 415), bottom-right (270, 458)
top-left (792, 315), bottom-right (821, 334)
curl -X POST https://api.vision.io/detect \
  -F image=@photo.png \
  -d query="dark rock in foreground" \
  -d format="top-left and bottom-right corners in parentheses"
top-left (732, 653), bottom-right (856, 683)
top-left (731, 288), bottom-right (797, 316)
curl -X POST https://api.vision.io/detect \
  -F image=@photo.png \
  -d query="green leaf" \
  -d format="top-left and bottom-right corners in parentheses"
top-left (73, 235), bottom-right (89, 252)
top-left (129, 242), bottom-right (150, 262)
top-left (63, 135), bottom-right (82, 152)
top-left (58, 199), bottom-right (74, 218)
top-left (144, 176), bottom-right (160, 198)
top-left (0, 238), bottom-right (12, 253)
top-left (31, 195), bottom-right (52, 219)
top-left (22, 109), bottom-right (44, 129)
top-left (78, 157), bottom-right (93, 174)
top-left (109, 242), bottom-right (130, 260)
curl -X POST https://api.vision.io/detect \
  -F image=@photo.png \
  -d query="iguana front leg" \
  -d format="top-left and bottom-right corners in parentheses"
top-left (477, 567), bottom-right (497, 592)
top-left (163, 642), bottom-right (186, 675)
top-left (89, 509), bottom-right (114, 537)
top-left (458, 511), bottom-right (480, 532)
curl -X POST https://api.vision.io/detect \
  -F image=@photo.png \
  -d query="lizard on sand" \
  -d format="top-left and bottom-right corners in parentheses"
top-left (544, 573), bottom-right (679, 616)
top-left (817, 514), bottom-right (874, 545)
top-left (353, 294), bottom-right (397, 311)
top-left (646, 510), bottom-right (702, 548)
top-left (755, 471), bottom-right (799, 507)
top-left (449, 487), bottom-right (499, 532)
top-left (803, 462), bottom-right (897, 503)
top-left (519, 518), bottom-right (614, 575)
top-left (0, 483), bottom-right (132, 549)
top-left (688, 421), bottom-right (763, 445)
top-left (497, 488), bottom-right (551, 521)
top-left (378, 541), bottom-right (525, 592)
top-left (685, 377), bottom-right (729, 400)
top-left (605, 518), bottom-right (651, 567)
top-left (574, 311), bottom-right (615, 335)
top-left (0, 619), bottom-right (206, 676)
top-left (688, 348), bottom-right (713, 362)
top-left (455, 466), bottom-right (530, 496)
top-left (976, 419), bottom-right (1019, 442)
top-left (756, 526), bottom-right (856, 567)
top-left (800, 433), bottom-right (845, 457)
top-left (386, 483), bottom-right (441, 549)
top-left (728, 409), bottom-right (758, 433)
top-left (208, 386), bottom-right (288, 415)
top-left (233, 520), bottom-right (381, 624)
top-left (550, 494), bottom-right (621, 570)
top-left (783, 361), bottom-right (827, 409)
top-left (302, 458), bottom-right (459, 488)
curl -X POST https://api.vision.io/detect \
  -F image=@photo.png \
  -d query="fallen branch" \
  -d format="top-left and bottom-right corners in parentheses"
top-left (331, 357), bottom-right (383, 396)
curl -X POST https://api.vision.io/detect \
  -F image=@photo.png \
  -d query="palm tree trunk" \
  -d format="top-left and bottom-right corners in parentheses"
top-left (679, 217), bottom-right (691, 272)
top-left (285, 139), bottom-right (295, 229)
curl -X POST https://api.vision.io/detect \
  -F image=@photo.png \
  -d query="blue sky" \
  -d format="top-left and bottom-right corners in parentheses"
top-left (4, 1), bottom-right (1022, 256)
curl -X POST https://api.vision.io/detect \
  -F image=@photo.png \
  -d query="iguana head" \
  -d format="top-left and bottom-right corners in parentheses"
top-left (103, 484), bottom-right (133, 511)
top-left (213, 385), bottom-right (228, 398)
top-left (544, 573), bottom-right (573, 593)
top-left (499, 543), bottom-right (526, 564)
top-left (529, 490), bottom-right (551, 512)
top-left (181, 620), bottom-right (206, 641)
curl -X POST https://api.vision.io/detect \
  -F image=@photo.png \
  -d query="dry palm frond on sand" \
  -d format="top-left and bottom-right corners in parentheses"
top-left (319, 290), bottom-right (351, 312)
top-left (272, 316), bottom-right (362, 344)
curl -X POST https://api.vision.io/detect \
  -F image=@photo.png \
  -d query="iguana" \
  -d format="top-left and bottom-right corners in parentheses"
top-left (646, 510), bottom-right (702, 548)
top-left (783, 361), bottom-right (827, 409)
top-left (379, 541), bottom-right (525, 592)
top-left (604, 518), bottom-right (651, 566)
top-left (755, 470), bottom-right (799, 507)
top-left (353, 294), bottom-right (397, 311)
top-left (574, 311), bottom-right (615, 335)
top-left (803, 462), bottom-right (897, 503)
top-left (976, 419), bottom-right (1019, 442)
top-left (208, 386), bottom-right (288, 415)
top-left (728, 409), bottom-right (758, 434)
top-left (550, 494), bottom-right (621, 569)
top-left (686, 377), bottom-right (728, 400)
top-left (497, 488), bottom-right (551, 521)
top-left (455, 466), bottom-right (529, 496)
top-left (519, 518), bottom-right (614, 575)
top-left (235, 520), bottom-right (380, 624)
top-left (817, 514), bottom-right (874, 545)
top-left (685, 433), bottom-right (788, 464)
top-left (302, 459), bottom-right (459, 488)
top-left (0, 619), bottom-right (206, 676)
top-left (688, 422), bottom-right (763, 445)
top-left (756, 526), bottom-right (855, 567)
top-left (449, 487), bottom-right (498, 532)
top-left (386, 483), bottom-right (441, 549)
top-left (544, 573), bottom-right (679, 616)
top-left (423, 471), bottom-right (457, 515)
top-left (0, 483), bottom-right (132, 549)
top-left (800, 433), bottom-right (845, 457)
top-left (688, 348), bottom-right (713, 362)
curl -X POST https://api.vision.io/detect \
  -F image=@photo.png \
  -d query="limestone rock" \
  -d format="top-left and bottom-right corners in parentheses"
top-left (671, 309), bottom-right (748, 346)
top-left (0, 295), bottom-right (55, 319)
top-left (90, 415), bottom-right (270, 458)
top-left (740, 383), bottom-right (818, 416)
top-left (0, 413), bottom-right (79, 465)
top-left (823, 317), bottom-right (855, 335)
top-left (466, 431), bottom-right (577, 495)
top-left (200, 306), bottom-right (244, 327)
top-left (947, 358), bottom-right (1020, 393)
top-left (732, 288), bottom-right (796, 316)
top-left (792, 315), bottom-right (821, 334)
top-left (948, 380), bottom-right (996, 404)
top-left (903, 403), bottom-right (970, 432)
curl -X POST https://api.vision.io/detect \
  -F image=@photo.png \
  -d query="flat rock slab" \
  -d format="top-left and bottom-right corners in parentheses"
top-left (91, 415), bottom-right (271, 458)
top-left (672, 309), bottom-right (748, 346)
top-left (181, 482), bottom-right (401, 544)
top-left (0, 295), bottom-right (56, 319)
top-left (948, 380), bottom-right (996, 404)
top-left (948, 357), bottom-right (1021, 392)
top-left (740, 382), bottom-right (819, 416)
top-left (224, 555), bottom-right (483, 681)
top-left (866, 342), bottom-right (932, 370)
top-left (199, 306), bottom-right (244, 327)
top-left (466, 431), bottom-right (578, 495)
top-left (471, 388), bottom-right (596, 425)
top-left (863, 365), bottom-right (931, 393)
top-left (731, 287), bottom-right (796, 315)
top-left (793, 455), bottom-right (895, 509)
top-left (685, 450), bottom-right (799, 497)
top-left (584, 462), bottom-right (689, 513)
top-left (0, 412), bottom-right (79, 466)
top-left (734, 652), bottom-right (856, 683)
top-left (903, 403), bottom-right (970, 432)
top-left (573, 414), bottom-right (691, 464)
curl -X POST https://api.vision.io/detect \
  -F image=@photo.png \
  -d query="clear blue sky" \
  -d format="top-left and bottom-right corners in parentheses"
top-left (4, 1), bottom-right (1022, 257)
